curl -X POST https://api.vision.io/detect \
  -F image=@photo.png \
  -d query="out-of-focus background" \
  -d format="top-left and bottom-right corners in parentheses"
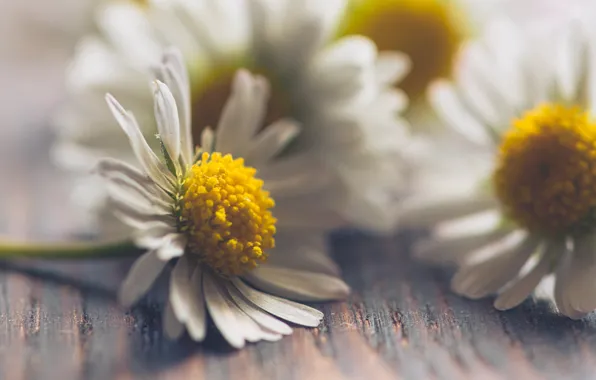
top-left (0, 0), bottom-right (95, 151)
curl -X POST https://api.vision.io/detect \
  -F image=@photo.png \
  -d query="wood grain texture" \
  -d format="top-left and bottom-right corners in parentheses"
top-left (2, 132), bottom-right (596, 380)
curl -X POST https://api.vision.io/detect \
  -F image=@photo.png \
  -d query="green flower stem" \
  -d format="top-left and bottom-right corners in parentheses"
top-left (0, 240), bottom-right (142, 259)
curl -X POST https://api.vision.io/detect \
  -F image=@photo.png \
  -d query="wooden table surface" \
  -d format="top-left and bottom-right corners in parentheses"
top-left (2, 128), bottom-right (596, 380)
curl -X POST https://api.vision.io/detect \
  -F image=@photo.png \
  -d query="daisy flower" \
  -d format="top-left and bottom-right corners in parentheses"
top-left (334, 0), bottom-right (569, 106)
top-left (53, 0), bottom-right (409, 235)
top-left (401, 18), bottom-right (596, 318)
top-left (98, 50), bottom-right (349, 347)
top-left (336, 0), bottom-right (470, 104)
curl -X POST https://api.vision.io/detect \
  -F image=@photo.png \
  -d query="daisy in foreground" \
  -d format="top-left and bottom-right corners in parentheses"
top-left (401, 19), bottom-right (596, 318)
top-left (98, 50), bottom-right (349, 347)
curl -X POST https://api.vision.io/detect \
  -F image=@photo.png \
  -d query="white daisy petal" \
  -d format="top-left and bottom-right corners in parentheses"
top-left (451, 233), bottom-right (540, 300)
top-left (455, 42), bottom-right (521, 132)
top-left (169, 255), bottom-right (194, 323)
top-left (133, 223), bottom-right (178, 249)
top-left (104, 94), bottom-right (175, 190)
top-left (377, 89), bottom-right (409, 116)
top-left (215, 70), bottom-right (269, 154)
top-left (307, 35), bottom-right (377, 106)
top-left (161, 47), bottom-right (190, 99)
top-left (185, 267), bottom-right (207, 341)
top-left (456, 59), bottom-right (506, 132)
top-left (428, 80), bottom-right (493, 146)
top-left (153, 48), bottom-right (193, 164)
top-left (153, 80), bottom-right (181, 162)
top-left (553, 250), bottom-right (590, 319)
top-left (200, 128), bottom-right (215, 154)
top-left (398, 194), bottom-right (499, 228)
top-left (376, 51), bottom-right (411, 86)
top-left (432, 210), bottom-right (502, 238)
top-left (104, 174), bottom-right (171, 211)
top-left (167, 257), bottom-right (209, 342)
top-left (494, 244), bottom-right (558, 311)
top-left (415, 227), bottom-right (513, 265)
top-left (108, 195), bottom-right (171, 225)
top-left (112, 209), bottom-right (173, 231)
top-left (164, 299), bottom-right (185, 340)
top-left (156, 234), bottom-right (187, 260)
top-left (95, 158), bottom-right (150, 189)
top-left (241, 119), bottom-right (300, 165)
top-left (203, 272), bottom-right (246, 349)
top-left (105, 180), bottom-right (155, 212)
top-left (558, 234), bottom-right (596, 315)
top-left (224, 296), bottom-right (282, 343)
top-left (241, 74), bottom-right (270, 139)
top-left (119, 250), bottom-right (168, 307)
top-left (232, 278), bottom-right (323, 327)
top-left (108, 196), bottom-right (172, 233)
top-left (244, 266), bottom-right (350, 302)
top-left (226, 283), bottom-right (292, 336)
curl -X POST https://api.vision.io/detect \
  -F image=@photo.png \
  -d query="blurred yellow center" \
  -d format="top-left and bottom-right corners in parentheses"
top-left (494, 103), bottom-right (596, 235)
top-left (191, 66), bottom-right (291, 143)
top-left (129, 0), bottom-right (148, 7)
top-left (179, 152), bottom-right (276, 276)
top-left (338, 0), bottom-right (465, 101)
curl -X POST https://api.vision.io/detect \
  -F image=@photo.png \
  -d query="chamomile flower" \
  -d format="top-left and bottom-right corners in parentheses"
top-left (99, 50), bottom-right (349, 347)
top-left (53, 0), bottom-right (409, 235)
top-left (336, 0), bottom-right (469, 103)
top-left (402, 19), bottom-right (596, 318)
top-left (334, 0), bottom-right (566, 106)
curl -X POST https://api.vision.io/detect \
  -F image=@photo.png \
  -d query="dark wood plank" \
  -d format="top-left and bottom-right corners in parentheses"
top-left (2, 130), bottom-right (596, 380)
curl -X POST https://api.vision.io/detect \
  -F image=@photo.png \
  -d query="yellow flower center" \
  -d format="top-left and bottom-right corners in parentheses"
top-left (190, 65), bottom-right (292, 144)
top-left (179, 152), bottom-right (277, 276)
top-left (129, 0), bottom-right (148, 7)
top-left (337, 0), bottom-right (466, 101)
top-left (494, 103), bottom-right (596, 236)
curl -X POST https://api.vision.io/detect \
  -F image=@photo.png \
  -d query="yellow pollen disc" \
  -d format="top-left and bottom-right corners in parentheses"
top-left (494, 103), bottom-right (596, 235)
top-left (337, 0), bottom-right (466, 101)
top-left (190, 65), bottom-right (291, 144)
top-left (128, 0), bottom-right (149, 7)
top-left (180, 152), bottom-right (277, 276)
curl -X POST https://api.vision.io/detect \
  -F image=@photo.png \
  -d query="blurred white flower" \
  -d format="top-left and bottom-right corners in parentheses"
top-left (53, 0), bottom-right (410, 237)
top-left (100, 50), bottom-right (349, 347)
top-left (333, 0), bottom-right (584, 116)
top-left (0, 0), bottom-right (97, 145)
top-left (401, 17), bottom-right (596, 319)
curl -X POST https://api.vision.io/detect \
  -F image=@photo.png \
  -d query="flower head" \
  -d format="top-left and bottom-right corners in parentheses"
top-left (337, 0), bottom-right (466, 101)
top-left (494, 104), bottom-right (596, 236)
top-left (98, 50), bottom-right (349, 347)
top-left (402, 18), bottom-right (596, 318)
